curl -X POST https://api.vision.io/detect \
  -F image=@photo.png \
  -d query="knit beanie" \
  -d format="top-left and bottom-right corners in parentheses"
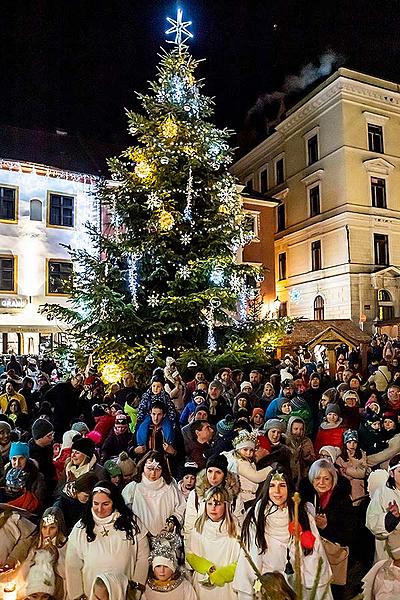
top-left (71, 421), bottom-right (90, 435)
top-left (114, 413), bottom-right (129, 435)
top-left (75, 472), bottom-right (99, 493)
top-left (31, 418), bottom-right (54, 441)
top-left (206, 453), bottom-right (228, 476)
top-left (71, 436), bottom-right (95, 459)
top-left (25, 549), bottom-right (56, 597)
top-left (116, 451), bottom-right (136, 478)
top-left (322, 388), bottom-right (338, 403)
top-left (240, 381), bottom-right (252, 391)
top-left (192, 389), bottom-right (208, 403)
top-left (181, 461), bottom-right (199, 478)
top-left (325, 403), bottom-right (341, 417)
top-left (277, 397), bottom-right (291, 412)
top-left (216, 414), bottom-right (235, 436)
top-left (0, 420), bottom-right (11, 433)
top-left (9, 441), bottom-right (29, 459)
top-left (104, 459), bottom-right (122, 478)
top-left (194, 404), bottom-right (210, 416)
top-left (62, 430), bottom-right (79, 450)
top-left (6, 467), bottom-right (28, 491)
top-left (343, 390), bottom-right (360, 405)
top-left (251, 407), bottom-right (264, 419)
top-left (319, 445), bottom-right (341, 462)
top-left (263, 418), bottom-right (286, 433)
top-left (343, 429), bottom-right (358, 444)
top-left (87, 430), bottom-right (102, 445)
top-left (92, 404), bottom-right (106, 418)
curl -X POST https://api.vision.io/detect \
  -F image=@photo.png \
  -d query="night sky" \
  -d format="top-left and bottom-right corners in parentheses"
top-left (1, 0), bottom-right (400, 154)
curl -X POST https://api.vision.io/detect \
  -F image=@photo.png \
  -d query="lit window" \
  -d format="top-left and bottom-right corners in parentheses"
top-left (47, 260), bottom-right (73, 295)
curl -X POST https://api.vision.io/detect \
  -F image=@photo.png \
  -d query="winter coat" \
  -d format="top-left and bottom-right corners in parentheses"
top-left (101, 430), bottom-right (132, 462)
top-left (0, 510), bottom-right (36, 564)
top-left (137, 389), bottom-right (177, 424)
top-left (44, 381), bottom-right (80, 440)
top-left (366, 432), bottom-right (400, 468)
top-left (336, 451), bottom-right (370, 504)
top-left (53, 492), bottom-right (86, 533)
top-left (368, 366), bottom-right (392, 393)
top-left (285, 416), bottom-right (316, 486)
top-left (92, 414), bottom-right (115, 444)
top-left (314, 421), bottom-right (344, 454)
top-left (366, 484), bottom-right (400, 561)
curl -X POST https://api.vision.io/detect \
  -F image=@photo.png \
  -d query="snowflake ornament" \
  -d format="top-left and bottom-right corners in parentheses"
top-left (180, 233), bottom-right (192, 246)
top-left (146, 192), bottom-right (162, 210)
top-left (148, 292), bottom-right (160, 308)
top-left (177, 265), bottom-right (191, 280)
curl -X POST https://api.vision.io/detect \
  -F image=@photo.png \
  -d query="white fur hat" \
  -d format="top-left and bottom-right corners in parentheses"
top-left (25, 549), bottom-right (56, 597)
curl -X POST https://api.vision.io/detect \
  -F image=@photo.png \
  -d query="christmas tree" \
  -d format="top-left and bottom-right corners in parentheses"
top-left (44, 10), bottom-right (292, 379)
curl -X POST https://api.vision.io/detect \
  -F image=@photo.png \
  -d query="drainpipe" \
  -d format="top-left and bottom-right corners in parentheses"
top-left (345, 225), bottom-right (351, 264)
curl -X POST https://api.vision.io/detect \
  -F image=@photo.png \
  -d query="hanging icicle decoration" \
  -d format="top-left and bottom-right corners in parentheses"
top-left (206, 298), bottom-right (220, 352)
top-left (238, 281), bottom-right (248, 322)
top-left (128, 253), bottom-right (140, 309)
top-left (183, 167), bottom-right (193, 222)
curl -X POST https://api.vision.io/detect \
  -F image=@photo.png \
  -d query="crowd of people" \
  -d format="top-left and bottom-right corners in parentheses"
top-left (0, 336), bottom-right (400, 600)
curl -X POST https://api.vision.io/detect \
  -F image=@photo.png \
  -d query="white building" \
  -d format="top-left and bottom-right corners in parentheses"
top-left (232, 68), bottom-right (400, 331)
top-left (0, 126), bottom-right (105, 355)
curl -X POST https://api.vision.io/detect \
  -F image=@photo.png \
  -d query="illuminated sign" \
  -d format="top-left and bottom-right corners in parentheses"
top-left (0, 297), bottom-right (27, 309)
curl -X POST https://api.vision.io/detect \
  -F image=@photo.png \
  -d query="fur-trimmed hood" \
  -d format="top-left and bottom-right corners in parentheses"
top-left (195, 468), bottom-right (240, 502)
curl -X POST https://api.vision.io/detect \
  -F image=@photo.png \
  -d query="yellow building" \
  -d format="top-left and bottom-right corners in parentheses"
top-left (232, 68), bottom-right (400, 331)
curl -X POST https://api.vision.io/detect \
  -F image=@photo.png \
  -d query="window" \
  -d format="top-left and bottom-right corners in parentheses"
top-left (0, 186), bottom-right (17, 222)
top-left (278, 301), bottom-right (288, 317)
top-left (368, 124), bottom-right (384, 153)
top-left (314, 295), bottom-right (325, 320)
top-left (309, 185), bottom-right (321, 217)
top-left (308, 134), bottom-right (319, 165)
top-left (276, 158), bottom-right (284, 185)
top-left (378, 289), bottom-right (392, 302)
top-left (278, 252), bottom-right (287, 280)
top-left (277, 203), bottom-right (285, 232)
top-left (0, 256), bottom-right (16, 292)
top-left (243, 211), bottom-right (260, 241)
top-left (47, 260), bottom-right (73, 295)
top-left (48, 193), bottom-right (74, 227)
top-left (245, 177), bottom-right (254, 191)
top-left (30, 199), bottom-right (43, 221)
top-left (311, 240), bottom-right (322, 271)
top-left (374, 234), bottom-right (389, 266)
top-left (371, 177), bottom-right (386, 208)
top-left (260, 168), bottom-right (268, 193)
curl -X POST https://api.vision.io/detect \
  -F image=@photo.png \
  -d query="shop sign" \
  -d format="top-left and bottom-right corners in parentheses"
top-left (0, 296), bottom-right (27, 309)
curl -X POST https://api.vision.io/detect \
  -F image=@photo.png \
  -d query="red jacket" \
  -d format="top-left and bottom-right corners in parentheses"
top-left (93, 414), bottom-right (115, 444)
top-left (314, 425), bottom-right (344, 454)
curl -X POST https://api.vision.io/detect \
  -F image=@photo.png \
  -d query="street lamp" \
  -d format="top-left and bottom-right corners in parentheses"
top-left (273, 296), bottom-right (281, 312)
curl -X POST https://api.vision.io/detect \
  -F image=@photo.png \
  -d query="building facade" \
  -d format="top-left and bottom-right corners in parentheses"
top-left (232, 68), bottom-right (400, 331)
top-left (0, 126), bottom-right (105, 355)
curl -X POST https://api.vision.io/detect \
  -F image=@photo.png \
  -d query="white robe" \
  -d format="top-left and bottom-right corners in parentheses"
top-left (65, 511), bottom-right (149, 598)
top-left (362, 559), bottom-right (400, 600)
top-left (366, 484), bottom-right (400, 561)
top-left (233, 503), bottom-right (333, 600)
top-left (122, 476), bottom-right (186, 536)
top-left (186, 519), bottom-right (241, 600)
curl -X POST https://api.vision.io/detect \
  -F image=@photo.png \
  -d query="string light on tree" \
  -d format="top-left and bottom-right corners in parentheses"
top-left (128, 253), bottom-right (140, 308)
top-left (162, 114), bottom-right (178, 138)
top-left (183, 167), bottom-right (193, 222)
top-left (159, 210), bottom-right (175, 231)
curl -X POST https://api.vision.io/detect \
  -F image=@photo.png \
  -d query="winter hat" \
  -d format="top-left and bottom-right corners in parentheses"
top-left (343, 429), bottom-right (358, 444)
top-left (25, 549), bottom-right (56, 597)
top-left (187, 360), bottom-right (198, 368)
top-left (232, 429), bottom-right (257, 450)
top-left (309, 372), bottom-right (321, 382)
top-left (71, 436), bottom-right (95, 459)
top-left (343, 390), bottom-right (360, 405)
top-left (71, 421), bottom-right (90, 435)
top-left (116, 451), bottom-right (137, 479)
top-left (281, 379), bottom-right (295, 390)
top-left (0, 420), bottom-right (11, 433)
top-left (216, 414), bottom-right (235, 436)
top-left (6, 467), bottom-right (28, 491)
top-left (325, 403), bottom-right (341, 417)
top-left (92, 573), bottom-right (128, 600)
top-left (192, 389), bottom-right (207, 402)
top-left (383, 411), bottom-right (397, 425)
top-left (75, 472), bottom-right (99, 494)
top-left (251, 407), bottom-right (264, 419)
top-left (277, 397), bottom-right (292, 412)
top-left (194, 404), bottom-right (210, 416)
top-left (367, 469), bottom-right (388, 496)
top-left (9, 441), bottom-right (29, 459)
top-left (87, 430), bottom-right (102, 445)
top-left (209, 379), bottom-right (223, 391)
top-left (150, 537), bottom-right (178, 573)
top-left (31, 418), bottom-right (54, 441)
top-left (151, 373), bottom-right (165, 385)
top-left (236, 392), bottom-right (251, 404)
top-left (62, 430), bottom-right (79, 450)
top-left (104, 459), bottom-right (122, 478)
top-left (240, 381), bottom-right (252, 391)
top-left (319, 445), bottom-right (342, 462)
top-left (206, 453), bottom-right (228, 476)
top-left (114, 413), bottom-right (129, 435)
top-left (365, 396), bottom-right (381, 413)
top-left (92, 404), bottom-right (106, 418)
top-left (181, 461), bottom-right (199, 478)
top-left (336, 383), bottom-right (349, 396)
top-left (263, 418), bottom-right (286, 433)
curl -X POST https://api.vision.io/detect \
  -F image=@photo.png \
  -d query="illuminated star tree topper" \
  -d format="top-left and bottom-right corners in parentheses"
top-left (165, 8), bottom-right (193, 49)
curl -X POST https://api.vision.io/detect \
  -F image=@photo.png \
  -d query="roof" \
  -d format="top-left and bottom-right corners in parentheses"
top-left (279, 319), bottom-right (371, 348)
top-left (0, 124), bottom-right (122, 176)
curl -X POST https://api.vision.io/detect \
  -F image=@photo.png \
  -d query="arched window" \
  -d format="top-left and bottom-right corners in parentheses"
top-left (30, 199), bottom-right (42, 221)
top-left (378, 289), bottom-right (395, 321)
top-left (314, 295), bottom-right (325, 320)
